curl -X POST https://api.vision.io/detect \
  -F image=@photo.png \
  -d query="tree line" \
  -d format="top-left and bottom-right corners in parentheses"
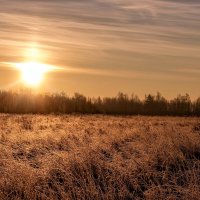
top-left (0, 90), bottom-right (199, 116)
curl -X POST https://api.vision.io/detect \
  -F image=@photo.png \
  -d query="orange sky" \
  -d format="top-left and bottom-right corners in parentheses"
top-left (0, 0), bottom-right (200, 99)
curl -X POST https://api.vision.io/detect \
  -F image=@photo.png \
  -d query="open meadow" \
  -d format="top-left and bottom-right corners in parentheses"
top-left (0, 114), bottom-right (200, 200)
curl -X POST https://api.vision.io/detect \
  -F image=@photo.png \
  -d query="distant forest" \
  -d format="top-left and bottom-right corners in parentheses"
top-left (0, 90), bottom-right (200, 116)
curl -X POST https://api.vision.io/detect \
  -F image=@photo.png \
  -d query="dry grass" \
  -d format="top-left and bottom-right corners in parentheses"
top-left (0, 114), bottom-right (200, 200)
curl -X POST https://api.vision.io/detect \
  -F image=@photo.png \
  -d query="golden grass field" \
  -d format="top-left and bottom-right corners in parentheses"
top-left (0, 114), bottom-right (200, 200)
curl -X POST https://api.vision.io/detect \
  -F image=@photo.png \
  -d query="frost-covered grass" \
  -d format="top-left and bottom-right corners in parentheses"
top-left (0, 114), bottom-right (200, 200)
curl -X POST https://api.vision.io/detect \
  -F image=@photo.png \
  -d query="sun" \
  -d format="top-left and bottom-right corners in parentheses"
top-left (14, 62), bottom-right (54, 87)
top-left (21, 62), bottom-right (44, 86)
top-left (2, 43), bottom-right (63, 87)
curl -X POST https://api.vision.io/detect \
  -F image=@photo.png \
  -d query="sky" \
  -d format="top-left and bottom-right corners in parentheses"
top-left (0, 0), bottom-right (200, 99)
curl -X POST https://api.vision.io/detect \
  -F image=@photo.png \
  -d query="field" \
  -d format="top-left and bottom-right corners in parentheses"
top-left (0, 114), bottom-right (200, 200)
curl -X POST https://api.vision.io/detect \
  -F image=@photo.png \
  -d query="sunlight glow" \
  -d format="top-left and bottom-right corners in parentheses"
top-left (14, 62), bottom-right (57, 87)
top-left (25, 43), bottom-right (41, 61)
top-left (1, 43), bottom-right (64, 88)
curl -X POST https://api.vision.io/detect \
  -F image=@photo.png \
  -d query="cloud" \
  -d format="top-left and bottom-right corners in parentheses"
top-left (0, 0), bottom-right (200, 79)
